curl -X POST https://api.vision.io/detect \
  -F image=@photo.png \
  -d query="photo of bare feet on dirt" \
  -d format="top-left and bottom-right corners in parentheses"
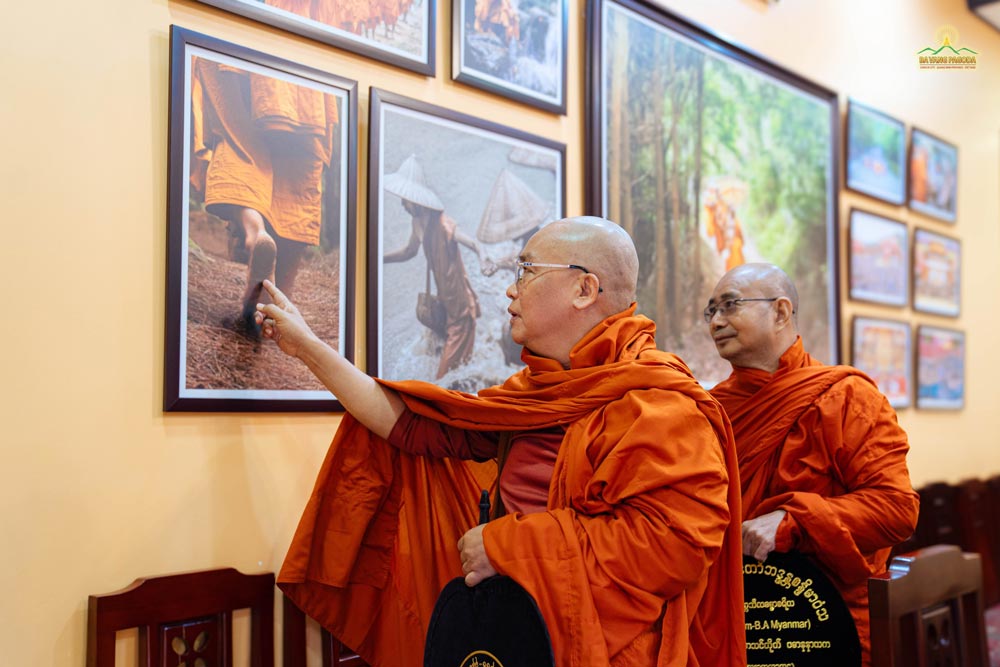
top-left (165, 35), bottom-right (355, 410)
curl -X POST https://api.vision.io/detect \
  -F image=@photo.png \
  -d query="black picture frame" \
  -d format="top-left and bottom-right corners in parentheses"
top-left (193, 0), bottom-right (436, 75)
top-left (585, 0), bottom-right (840, 385)
top-left (848, 209), bottom-right (909, 307)
top-left (916, 325), bottom-right (965, 410)
top-left (368, 88), bottom-right (565, 389)
top-left (845, 99), bottom-right (907, 205)
top-left (165, 26), bottom-right (358, 411)
top-left (851, 316), bottom-right (912, 409)
top-left (452, 0), bottom-right (568, 113)
top-left (908, 127), bottom-right (958, 223)
top-left (912, 227), bottom-right (961, 317)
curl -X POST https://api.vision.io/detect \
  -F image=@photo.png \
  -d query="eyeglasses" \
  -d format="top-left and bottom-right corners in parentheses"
top-left (703, 297), bottom-right (779, 323)
top-left (514, 261), bottom-right (603, 292)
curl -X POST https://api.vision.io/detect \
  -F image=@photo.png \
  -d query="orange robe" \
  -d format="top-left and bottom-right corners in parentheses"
top-left (424, 214), bottom-right (479, 378)
top-left (190, 56), bottom-right (339, 245)
top-left (279, 308), bottom-right (746, 667)
top-left (710, 337), bottom-right (919, 667)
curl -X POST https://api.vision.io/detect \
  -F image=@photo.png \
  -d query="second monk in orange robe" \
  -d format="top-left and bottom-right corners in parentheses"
top-left (705, 262), bottom-right (920, 667)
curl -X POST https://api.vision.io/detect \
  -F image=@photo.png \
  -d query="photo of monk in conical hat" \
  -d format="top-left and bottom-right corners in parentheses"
top-left (383, 154), bottom-right (487, 379)
top-left (475, 168), bottom-right (553, 365)
top-left (375, 98), bottom-right (562, 391)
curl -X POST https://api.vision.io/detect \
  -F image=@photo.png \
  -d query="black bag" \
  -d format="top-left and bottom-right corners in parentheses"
top-left (417, 265), bottom-right (447, 337)
top-left (424, 576), bottom-right (554, 667)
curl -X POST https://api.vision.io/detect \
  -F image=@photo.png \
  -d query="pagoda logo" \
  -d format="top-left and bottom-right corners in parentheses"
top-left (918, 26), bottom-right (977, 69)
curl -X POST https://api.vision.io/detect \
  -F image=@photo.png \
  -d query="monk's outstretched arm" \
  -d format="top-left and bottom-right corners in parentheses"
top-left (255, 280), bottom-right (406, 438)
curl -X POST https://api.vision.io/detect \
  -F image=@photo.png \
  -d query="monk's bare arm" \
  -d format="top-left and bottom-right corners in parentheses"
top-left (383, 228), bottom-right (421, 263)
top-left (255, 280), bottom-right (405, 438)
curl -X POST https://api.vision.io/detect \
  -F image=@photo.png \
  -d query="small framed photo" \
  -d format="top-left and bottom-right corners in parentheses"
top-left (908, 128), bottom-right (958, 222)
top-left (916, 326), bottom-right (965, 410)
top-left (165, 27), bottom-right (358, 411)
top-left (368, 88), bottom-right (565, 389)
top-left (193, 0), bottom-right (435, 75)
top-left (845, 100), bottom-right (907, 205)
top-left (452, 0), bottom-right (567, 113)
top-left (851, 317), bottom-right (911, 409)
top-left (848, 209), bottom-right (908, 307)
top-left (912, 228), bottom-right (961, 317)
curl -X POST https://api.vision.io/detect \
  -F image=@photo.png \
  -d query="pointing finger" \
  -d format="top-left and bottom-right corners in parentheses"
top-left (261, 279), bottom-right (289, 308)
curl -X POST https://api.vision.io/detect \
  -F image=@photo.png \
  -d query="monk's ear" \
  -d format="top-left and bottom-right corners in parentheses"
top-left (571, 273), bottom-right (602, 309)
top-left (773, 296), bottom-right (795, 329)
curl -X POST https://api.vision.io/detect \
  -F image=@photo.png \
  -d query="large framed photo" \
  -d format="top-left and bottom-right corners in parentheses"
top-left (912, 227), bottom-right (961, 317)
top-left (193, 0), bottom-right (435, 75)
top-left (908, 128), bottom-right (958, 223)
top-left (586, 0), bottom-right (839, 385)
top-left (851, 317), bottom-right (911, 409)
top-left (916, 325), bottom-right (965, 410)
top-left (845, 99), bottom-right (906, 205)
top-left (452, 0), bottom-right (567, 113)
top-left (165, 26), bottom-right (358, 411)
top-left (369, 88), bottom-right (565, 389)
top-left (848, 209), bottom-right (908, 307)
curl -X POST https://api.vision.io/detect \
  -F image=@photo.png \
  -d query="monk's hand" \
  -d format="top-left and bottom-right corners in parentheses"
top-left (254, 279), bottom-right (317, 358)
top-left (742, 510), bottom-right (787, 562)
top-left (457, 524), bottom-right (497, 587)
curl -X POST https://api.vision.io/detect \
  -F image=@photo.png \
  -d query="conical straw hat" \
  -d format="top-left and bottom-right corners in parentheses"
top-left (477, 169), bottom-right (551, 243)
top-left (508, 146), bottom-right (558, 172)
top-left (383, 154), bottom-right (445, 211)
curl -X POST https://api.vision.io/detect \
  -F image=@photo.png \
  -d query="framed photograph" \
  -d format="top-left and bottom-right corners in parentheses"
top-left (845, 99), bottom-right (906, 205)
top-left (908, 128), bottom-right (958, 222)
top-left (165, 26), bottom-right (358, 411)
top-left (586, 0), bottom-right (840, 385)
top-left (912, 227), bottom-right (961, 317)
top-left (916, 325), bottom-right (965, 410)
top-left (848, 209), bottom-right (908, 307)
top-left (452, 0), bottom-right (567, 113)
top-left (368, 88), bottom-right (565, 389)
top-left (851, 317), bottom-right (911, 409)
top-left (193, 0), bottom-right (435, 75)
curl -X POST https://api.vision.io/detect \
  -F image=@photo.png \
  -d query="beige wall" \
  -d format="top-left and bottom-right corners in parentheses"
top-left (1, 0), bottom-right (997, 664)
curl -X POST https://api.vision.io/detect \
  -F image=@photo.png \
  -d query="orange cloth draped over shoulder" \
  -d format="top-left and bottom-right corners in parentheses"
top-left (189, 52), bottom-right (339, 245)
top-left (279, 307), bottom-right (747, 667)
top-left (710, 337), bottom-right (919, 666)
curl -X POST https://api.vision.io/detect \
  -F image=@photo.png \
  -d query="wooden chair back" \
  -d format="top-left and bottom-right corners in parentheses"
top-left (869, 544), bottom-right (989, 667)
top-left (956, 478), bottom-right (1000, 606)
top-left (87, 568), bottom-right (275, 667)
top-left (916, 482), bottom-right (961, 547)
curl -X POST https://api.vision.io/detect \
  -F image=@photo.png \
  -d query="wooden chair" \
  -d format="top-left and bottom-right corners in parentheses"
top-left (87, 568), bottom-right (275, 667)
top-left (869, 544), bottom-right (989, 667)
top-left (956, 478), bottom-right (1000, 606)
top-left (282, 595), bottom-right (368, 667)
top-left (916, 482), bottom-right (961, 547)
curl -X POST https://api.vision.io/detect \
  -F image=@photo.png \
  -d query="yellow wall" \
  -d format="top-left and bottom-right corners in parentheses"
top-left (0, 0), bottom-right (997, 664)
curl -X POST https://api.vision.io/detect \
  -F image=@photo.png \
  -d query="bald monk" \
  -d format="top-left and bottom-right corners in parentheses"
top-left (705, 263), bottom-right (919, 667)
top-left (258, 217), bottom-right (747, 667)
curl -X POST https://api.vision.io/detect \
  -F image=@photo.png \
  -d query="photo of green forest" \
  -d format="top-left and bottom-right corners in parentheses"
top-left (596, 0), bottom-right (837, 385)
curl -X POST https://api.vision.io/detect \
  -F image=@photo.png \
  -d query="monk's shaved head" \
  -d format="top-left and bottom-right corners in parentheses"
top-left (529, 216), bottom-right (639, 314)
top-left (721, 263), bottom-right (799, 319)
